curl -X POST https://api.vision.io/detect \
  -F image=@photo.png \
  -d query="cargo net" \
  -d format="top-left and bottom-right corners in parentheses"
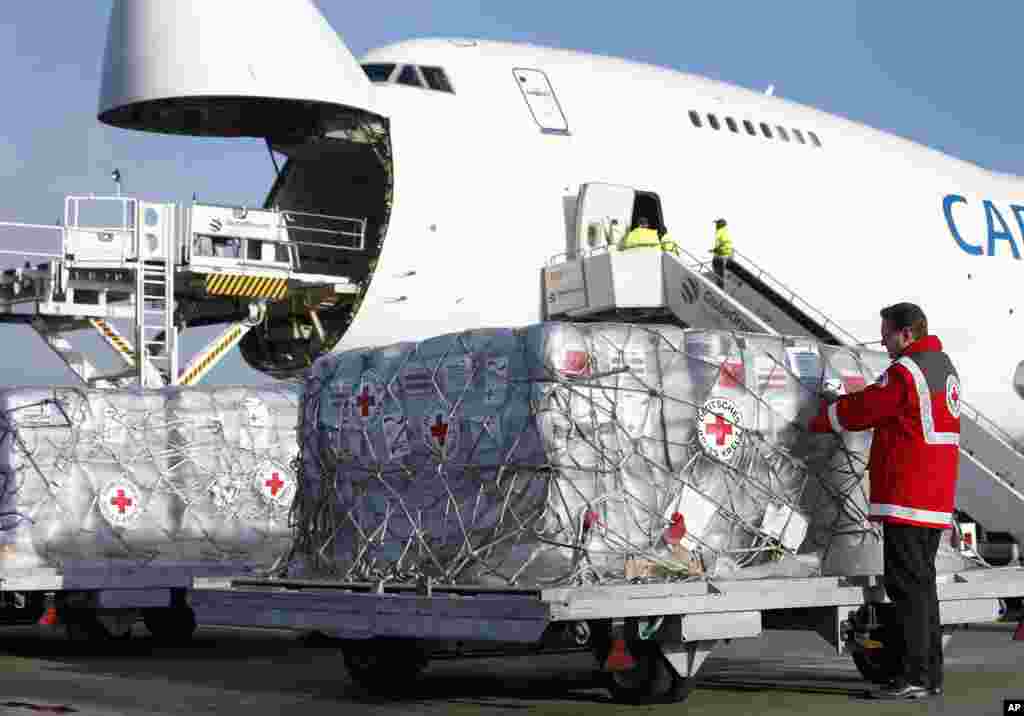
top-left (295, 323), bottom-right (973, 587)
top-left (0, 386), bottom-right (299, 573)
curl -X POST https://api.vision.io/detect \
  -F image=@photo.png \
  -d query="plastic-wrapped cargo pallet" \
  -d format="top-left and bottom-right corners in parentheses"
top-left (296, 323), bottom-right (972, 587)
top-left (0, 385), bottom-right (299, 573)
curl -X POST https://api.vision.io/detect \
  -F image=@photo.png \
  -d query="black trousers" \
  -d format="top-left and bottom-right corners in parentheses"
top-left (712, 256), bottom-right (728, 289)
top-left (883, 523), bottom-right (943, 688)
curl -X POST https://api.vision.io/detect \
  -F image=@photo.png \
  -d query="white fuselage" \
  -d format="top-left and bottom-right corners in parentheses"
top-left (333, 38), bottom-right (1024, 433)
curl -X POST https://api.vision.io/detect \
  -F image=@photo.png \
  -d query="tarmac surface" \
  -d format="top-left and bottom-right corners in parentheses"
top-left (0, 622), bottom-right (1021, 716)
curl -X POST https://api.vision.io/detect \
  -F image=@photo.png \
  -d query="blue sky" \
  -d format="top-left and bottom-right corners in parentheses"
top-left (1, 2), bottom-right (1022, 386)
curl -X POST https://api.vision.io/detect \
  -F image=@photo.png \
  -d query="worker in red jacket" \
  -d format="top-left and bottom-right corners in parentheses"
top-left (809, 302), bottom-right (960, 701)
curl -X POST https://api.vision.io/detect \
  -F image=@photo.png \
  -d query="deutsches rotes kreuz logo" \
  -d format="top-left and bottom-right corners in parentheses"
top-left (352, 370), bottom-right (386, 425)
top-left (696, 397), bottom-right (745, 461)
top-left (946, 374), bottom-right (961, 419)
top-left (422, 403), bottom-right (460, 456)
top-left (98, 479), bottom-right (144, 527)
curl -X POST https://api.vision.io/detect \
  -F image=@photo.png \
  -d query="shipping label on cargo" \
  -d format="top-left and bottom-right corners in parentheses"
top-left (98, 478), bottom-right (143, 527)
top-left (329, 383), bottom-right (354, 428)
top-left (255, 463), bottom-right (294, 506)
top-left (244, 397), bottom-right (270, 428)
top-left (786, 344), bottom-right (822, 389)
top-left (382, 413), bottom-right (411, 461)
top-left (602, 346), bottom-right (648, 378)
top-left (696, 397), bottom-right (745, 461)
top-left (754, 354), bottom-right (789, 394)
top-left (422, 403), bottom-right (460, 456)
top-left (557, 347), bottom-right (591, 377)
top-left (443, 355), bottom-right (475, 396)
top-left (102, 405), bottom-right (129, 444)
top-left (400, 363), bottom-right (436, 399)
top-left (618, 392), bottom-right (650, 435)
top-left (484, 356), bottom-right (509, 405)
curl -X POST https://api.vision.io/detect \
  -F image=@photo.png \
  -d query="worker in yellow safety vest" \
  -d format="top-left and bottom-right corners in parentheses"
top-left (710, 218), bottom-right (733, 288)
top-left (619, 216), bottom-right (661, 251)
top-left (659, 226), bottom-right (680, 257)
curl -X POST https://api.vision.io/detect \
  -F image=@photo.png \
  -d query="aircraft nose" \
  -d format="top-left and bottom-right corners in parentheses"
top-left (98, 0), bottom-right (381, 138)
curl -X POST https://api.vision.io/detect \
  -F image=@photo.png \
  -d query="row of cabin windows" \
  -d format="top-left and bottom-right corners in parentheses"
top-left (689, 110), bottom-right (822, 147)
top-left (361, 63), bottom-right (455, 93)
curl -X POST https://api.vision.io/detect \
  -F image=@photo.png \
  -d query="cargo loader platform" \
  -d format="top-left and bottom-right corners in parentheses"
top-left (0, 195), bottom-right (365, 387)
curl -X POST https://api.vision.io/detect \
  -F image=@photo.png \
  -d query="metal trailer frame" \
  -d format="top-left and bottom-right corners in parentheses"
top-left (184, 567), bottom-right (1023, 703)
top-left (6, 563), bottom-right (1019, 704)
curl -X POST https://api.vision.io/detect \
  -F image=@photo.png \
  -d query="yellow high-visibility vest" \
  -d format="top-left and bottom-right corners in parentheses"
top-left (621, 227), bottom-right (661, 250)
top-left (660, 233), bottom-right (680, 256)
top-left (713, 226), bottom-right (733, 257)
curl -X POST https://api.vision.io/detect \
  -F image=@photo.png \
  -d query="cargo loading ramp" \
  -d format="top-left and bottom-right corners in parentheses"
top-left (0, 195), bottom-right (364, 387)
top-left (546, 241), bottom-right (1024, 553)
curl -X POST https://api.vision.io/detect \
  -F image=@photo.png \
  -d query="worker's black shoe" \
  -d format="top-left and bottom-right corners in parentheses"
top-left (930, 685), bottom-right (943, 696)
top-left (871, 682), bottom-right (930, 700)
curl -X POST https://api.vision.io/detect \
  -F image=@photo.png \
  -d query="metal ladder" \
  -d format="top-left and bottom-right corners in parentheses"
top-left (134, 214), bottom-right (176, 388)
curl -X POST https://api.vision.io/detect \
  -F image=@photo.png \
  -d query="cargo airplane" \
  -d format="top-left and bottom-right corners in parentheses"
top-left (97, 0), bottom-right (1024, 439)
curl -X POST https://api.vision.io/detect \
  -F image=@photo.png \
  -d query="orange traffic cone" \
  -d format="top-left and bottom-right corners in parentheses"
top-left (37, 607), bottom-right (59, 626)
top-left (1013, 621), bottom-right (1024, 641)
top-left (604, 638), bottom-right (636, 672)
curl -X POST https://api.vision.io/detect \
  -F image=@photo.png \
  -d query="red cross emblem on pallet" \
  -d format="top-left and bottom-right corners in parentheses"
top-left (255, 464), bottom-right (294, 506)
top-left (423, 404), bottom-right (460, 456)
top-left (696, 397), bottom-right (745, 461)
top-left (99, 480), bottom-right (143, 527)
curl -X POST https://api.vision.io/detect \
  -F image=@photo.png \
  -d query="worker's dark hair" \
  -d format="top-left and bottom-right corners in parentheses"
top-left (714, 218), bottom-right (727, 229)
top-left (880, 302), bottom-right (928, 340)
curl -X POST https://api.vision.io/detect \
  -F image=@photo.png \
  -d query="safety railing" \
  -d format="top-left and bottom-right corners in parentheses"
top-left (960, 399), bottom-right (1024, 459)
top-left (724, 249), bottom-right (864, 347)
top-left (282, 210), bottom-right (367, 253)
top-left (62, 196), bottom-right (138, 266)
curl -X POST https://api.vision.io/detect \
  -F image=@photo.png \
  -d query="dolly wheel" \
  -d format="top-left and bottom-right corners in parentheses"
top-left (852, 644), bottom-right (902, 685)
top-left (342, 638), bottom-right (429, 694)
top-left (143, 606), bottom-right (197, 643)
top-left (62, 610), bottom-right (132, 642)
top-left (604, 641), bottom-right (696, 705)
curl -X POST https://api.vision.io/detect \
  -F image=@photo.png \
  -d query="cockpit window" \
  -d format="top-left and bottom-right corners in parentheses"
top-left (361, 63), bottom-right (396, 82)
top-left (420, 66), bottom-right (454, 93)
top-left (397, 65), bottom-right (424, 87)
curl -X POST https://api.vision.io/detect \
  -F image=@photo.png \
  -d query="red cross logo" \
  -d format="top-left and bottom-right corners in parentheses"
top-left (430, 415), bottom-right (449, 447)
top-left (265, 472), bottom-right (285, 497)
top-left (110, 489), bottom-right (133, 514)
top-left (356, 385), bottom-right (376, 417)
top-left (705, 415), bottom-right (733, 446)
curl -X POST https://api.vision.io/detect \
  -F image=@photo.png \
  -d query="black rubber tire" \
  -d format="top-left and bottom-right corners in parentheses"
top-left (604, 641), bottom-right (696, 705)
top-left (143, 606), bottom-right (198, 643)
top-left (0, 592), bottom-right (45, 626)
top-left (342, 638), bottom-right (429, 694)
top-left (61, 610), bottom-right (132, 642)
top-left (852, 647), bottom-right (902, 685)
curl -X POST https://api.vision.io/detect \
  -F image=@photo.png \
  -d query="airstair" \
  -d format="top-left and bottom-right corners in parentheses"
top-left (0, 195), bottom-right (365, 388)
top-left (544, 238), bottom-right (1024, 553)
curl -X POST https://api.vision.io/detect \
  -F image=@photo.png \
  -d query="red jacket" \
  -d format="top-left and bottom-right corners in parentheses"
top-left (809, 335), bottom-right (960, 529)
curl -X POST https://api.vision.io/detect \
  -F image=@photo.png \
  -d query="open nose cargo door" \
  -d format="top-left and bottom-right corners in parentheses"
top-left (98, 0), bottom-right (381, 139)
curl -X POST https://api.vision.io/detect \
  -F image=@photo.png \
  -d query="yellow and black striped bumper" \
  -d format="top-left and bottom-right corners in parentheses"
top-left (205, 274), bottom-right (288, 300)
top-left (91, 319), bottom-right (136, 363)
top-left (179, 325), bottom-right (244, 385)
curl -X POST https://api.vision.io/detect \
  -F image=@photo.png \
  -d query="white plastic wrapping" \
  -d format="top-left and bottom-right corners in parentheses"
top-left (0, 385), bottom-right (299, 573)
top-left (296, 323), bottom-right (971, 587)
